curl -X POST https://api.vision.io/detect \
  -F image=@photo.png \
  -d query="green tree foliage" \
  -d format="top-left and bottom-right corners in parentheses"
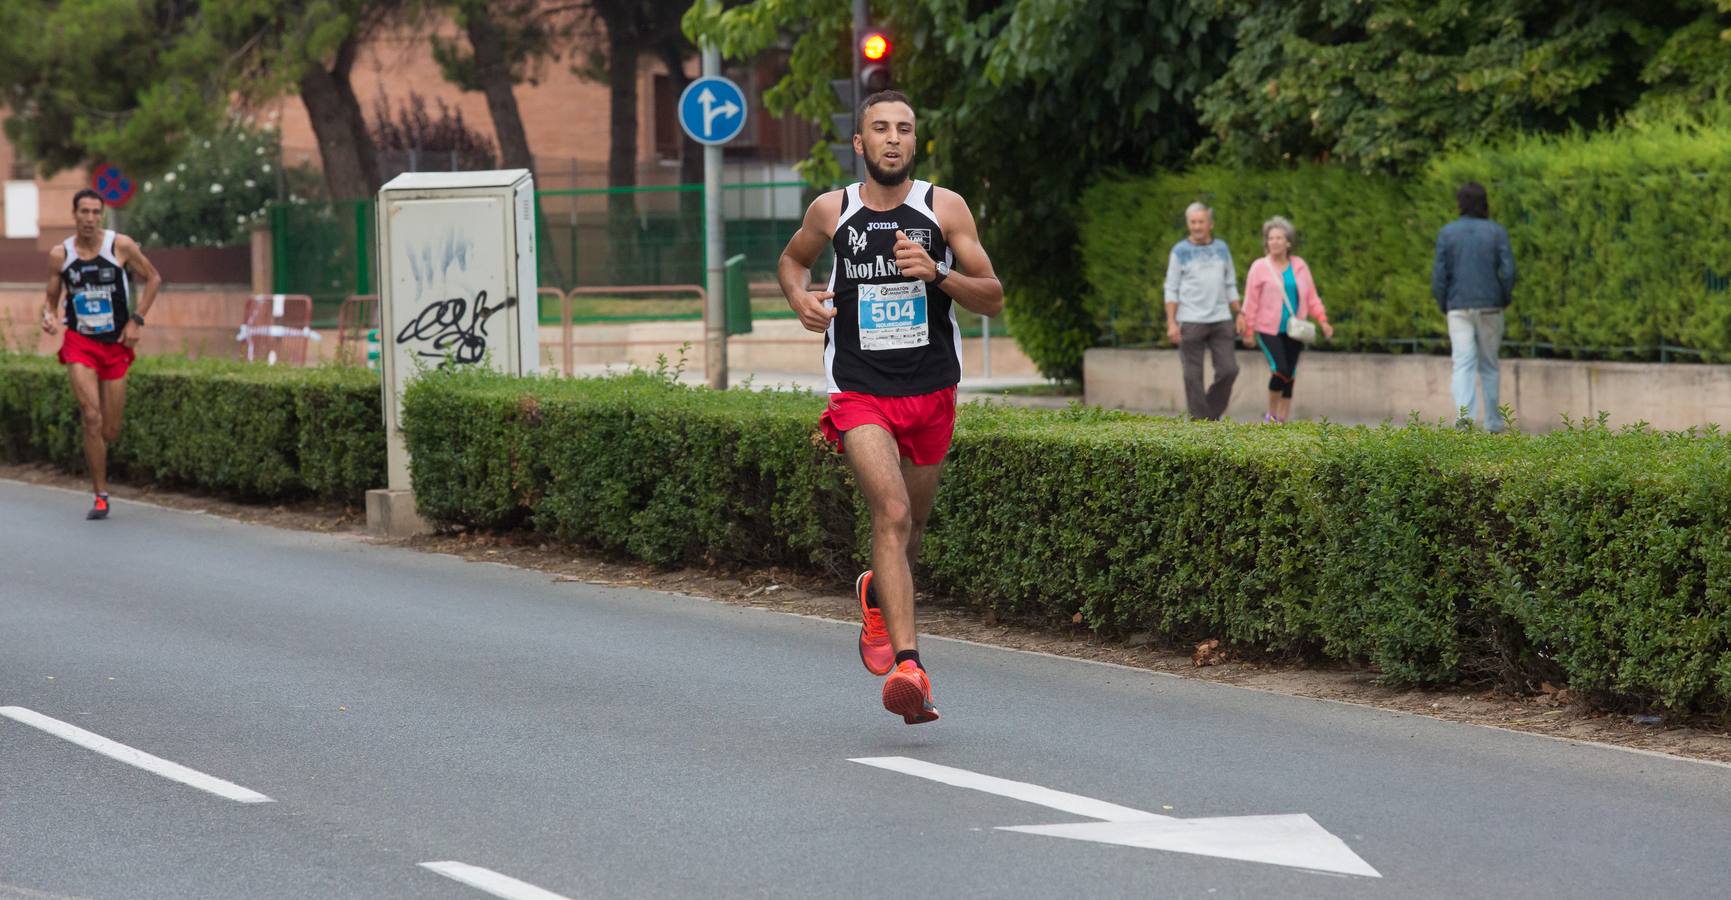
top-left (1080, 112), bottom-right (1731, 361)
top-left (128, 124), bottom-right (321, 249)
top-left (432, 0), bottom-right (579, 171)
top-left (0, 0), bottom-right (214, 176)
top-left (686, 0), bottom-right (1234, 381)
top-left (1638, 0), bottom-right (1731, 112)
top-left (1194, 0), bottom-right (1707, 172)
top-left (0, 0), bottom-right (403, 199)
top-left (197, 0), bottom-right (409, 198)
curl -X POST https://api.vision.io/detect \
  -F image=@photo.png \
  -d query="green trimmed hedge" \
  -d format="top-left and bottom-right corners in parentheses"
top-left (0, 354), bottom-right (384, 504)
top-left (1082, 119), bottom-right (1731, 361)
top-left (403, 367), bottom-right (860, 572)
top-left (6, 354), bottom-right (1724, 714)
top-left (404, 369), bottom-right (1731, 716)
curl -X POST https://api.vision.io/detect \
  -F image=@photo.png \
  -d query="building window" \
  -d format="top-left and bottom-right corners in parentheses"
top-left (4, 180), bottom-right (40, 238)
top-left (654, 74), bottom-right (681, 161)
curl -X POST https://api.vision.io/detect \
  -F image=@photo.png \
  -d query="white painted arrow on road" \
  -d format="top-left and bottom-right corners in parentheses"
top-left (850, 756), bottom-right (1379, 878)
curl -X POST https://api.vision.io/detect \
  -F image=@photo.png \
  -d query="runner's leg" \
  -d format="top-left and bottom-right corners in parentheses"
top-left (900, 458), bottom-right (944, 574)
top-left (844, 425), bottom-right (918, 653)
top-left (68, 364), bottom-right (107, 495)
top-left (99, 376), bottom-right (126, 444)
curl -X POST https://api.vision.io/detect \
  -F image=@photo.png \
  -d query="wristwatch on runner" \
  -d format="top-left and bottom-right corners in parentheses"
top-left (131, 314), bottom-right (145, 326)
top-left (932, 260), bottom-right (950, 286)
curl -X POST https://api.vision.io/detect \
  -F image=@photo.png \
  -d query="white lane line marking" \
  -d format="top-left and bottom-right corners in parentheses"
top-left (420, 862), bottom-right (573, 900)
top-left (0, 706), bottom-right (272, 804)
top-left (851, 756), bottom-right (1380, 878)
top-left (850, 756), bottom-right (1165, 822)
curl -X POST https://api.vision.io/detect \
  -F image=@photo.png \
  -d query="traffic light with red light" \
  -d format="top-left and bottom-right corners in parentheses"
top-left (859, 29), bottom-right (892, 93)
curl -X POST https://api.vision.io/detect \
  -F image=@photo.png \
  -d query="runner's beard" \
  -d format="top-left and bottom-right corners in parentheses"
top-left (864, 150), bottom-right (912, 187)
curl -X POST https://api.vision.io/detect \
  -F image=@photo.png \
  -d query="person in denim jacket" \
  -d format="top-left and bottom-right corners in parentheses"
top-left (1432, 182), bottom-right (1516, 432)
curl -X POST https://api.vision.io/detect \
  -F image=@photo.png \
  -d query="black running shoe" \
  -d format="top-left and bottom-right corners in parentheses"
top-left (86, 494), bottom-right (109, 520)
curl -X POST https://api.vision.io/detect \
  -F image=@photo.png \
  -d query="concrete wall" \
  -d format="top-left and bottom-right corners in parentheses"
top-left (4, 284), bottom-right (1040, 380)
top-left (1084, 347), bottom-right (1731, 433)
top-left (1, 284), bottom-right (259, 359)
top-left (545, 318), bottom-right (1041, 380)
top-left (2, 284), bottom-right (352, 364)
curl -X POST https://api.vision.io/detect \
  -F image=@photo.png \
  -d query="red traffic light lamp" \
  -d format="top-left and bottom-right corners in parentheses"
top-left (861, 32), bottom-right (890, 61)
top-left (859, 29), bottom-right (892, 92)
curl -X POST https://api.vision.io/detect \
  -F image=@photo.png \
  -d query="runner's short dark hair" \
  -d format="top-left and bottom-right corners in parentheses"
top-left (72, 188), bottom-right (105, 211)
top-left (1457, 181), bottom-right (1489, 219)
top-left (857, 90), bottom-right (914, 131)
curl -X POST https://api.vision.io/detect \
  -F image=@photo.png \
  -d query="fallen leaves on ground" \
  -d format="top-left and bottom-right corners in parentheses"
top-left (1193, 638), bottom-right (1229, 668)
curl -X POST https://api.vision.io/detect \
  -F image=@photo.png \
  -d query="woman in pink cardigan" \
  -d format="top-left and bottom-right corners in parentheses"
top-left (1239, 216), bottom-right (1334, 423)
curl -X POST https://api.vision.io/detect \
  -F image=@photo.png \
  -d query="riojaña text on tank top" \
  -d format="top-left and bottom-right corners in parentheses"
top-left (59, 230), bottom-right (133, 343)
top-left (823, 180), bottom-right (962, 397)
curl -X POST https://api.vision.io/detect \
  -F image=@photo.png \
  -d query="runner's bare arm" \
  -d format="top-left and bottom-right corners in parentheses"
top-left (41, 246), bottom-right (65, 334)
top-left (931, 187), bottom-right (1003, 317)
top-left (780, 191), bottom-right (842, 333)
top-left (115, 235), bottom-right (163, 319)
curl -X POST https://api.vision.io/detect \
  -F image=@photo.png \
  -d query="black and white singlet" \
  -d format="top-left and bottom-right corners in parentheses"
top-left (60, 230), bottom-right (133, 343)
top-left (823, 180), bottom-right (961, 396)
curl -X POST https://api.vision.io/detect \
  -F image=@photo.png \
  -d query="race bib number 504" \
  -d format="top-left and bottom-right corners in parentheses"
top-left (857, 281), bottom-right (929, 351)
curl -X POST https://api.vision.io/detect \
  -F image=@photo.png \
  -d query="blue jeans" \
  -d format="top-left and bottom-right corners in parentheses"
top-left (1447, 308), bottom-right (1504, 431)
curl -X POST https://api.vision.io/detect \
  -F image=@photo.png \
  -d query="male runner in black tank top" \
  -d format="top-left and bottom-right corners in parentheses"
top-left (777, 90), bottom-right (1003, 724)
top-left (39, 189), bottom-right (164, 520)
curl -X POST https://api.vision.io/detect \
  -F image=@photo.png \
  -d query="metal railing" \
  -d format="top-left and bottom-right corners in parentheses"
top-left (237, 294), bottom-right (318, 366)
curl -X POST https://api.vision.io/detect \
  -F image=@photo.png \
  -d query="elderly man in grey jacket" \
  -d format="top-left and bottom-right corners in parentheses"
top-left (1432, 181), bottom-right (1516, 432)
top-left (1164, 202), bottom-right (1243, 420)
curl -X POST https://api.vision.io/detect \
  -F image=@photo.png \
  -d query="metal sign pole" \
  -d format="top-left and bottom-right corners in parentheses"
top-left (852, 0), bottom-right (868, 183)
top-left (703, 43), bottom-right (727, 390)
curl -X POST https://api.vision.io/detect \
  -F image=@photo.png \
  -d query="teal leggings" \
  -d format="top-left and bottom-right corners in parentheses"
top-left (1256, 332), bottom-right (1303, 398)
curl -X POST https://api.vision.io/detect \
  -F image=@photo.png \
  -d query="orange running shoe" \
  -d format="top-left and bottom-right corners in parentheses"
top-left (882, 660), bottom-right (939, 724)
top-left (856, 570), bottom-right (893, 675)
top-left (86, 494), bottom-right (109, 521)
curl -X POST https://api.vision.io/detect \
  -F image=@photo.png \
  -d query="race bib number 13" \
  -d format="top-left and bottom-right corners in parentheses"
top-left (74, 288), bottom-right (115, 335)
top-left (857, 281), bottom-right (929, 351)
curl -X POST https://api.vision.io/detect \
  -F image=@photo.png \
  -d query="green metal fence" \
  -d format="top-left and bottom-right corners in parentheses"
top-left (270, 182), bottom-right (820, 327)
top-left (270, 200), bottom-right (374, 327)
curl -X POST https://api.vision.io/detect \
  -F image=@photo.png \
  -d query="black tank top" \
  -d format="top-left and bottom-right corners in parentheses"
top-left (60, 230), bottom-right (132, 344)
top-left (824, 180), bottom-right (960, 396)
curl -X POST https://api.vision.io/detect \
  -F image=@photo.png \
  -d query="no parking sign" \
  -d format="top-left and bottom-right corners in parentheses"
top-left (90, 164), bottom-right (135, 207)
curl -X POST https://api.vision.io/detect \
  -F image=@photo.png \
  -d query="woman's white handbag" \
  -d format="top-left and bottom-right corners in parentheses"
top-left (1281, 286), bottom-right (1317, 343)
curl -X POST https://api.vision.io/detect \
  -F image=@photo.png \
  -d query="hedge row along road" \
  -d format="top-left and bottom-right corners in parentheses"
top-left (5, 355), bottom-right (1728, 716)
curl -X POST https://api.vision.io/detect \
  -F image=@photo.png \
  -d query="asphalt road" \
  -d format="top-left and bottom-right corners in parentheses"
top-left (3, 477), bottom-right (1729, 899)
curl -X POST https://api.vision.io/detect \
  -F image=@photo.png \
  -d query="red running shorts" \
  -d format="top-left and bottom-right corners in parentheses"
top-left (59, 329), bottom-right (136, 381)
top-left (819, 385), bottom-right (957, 466)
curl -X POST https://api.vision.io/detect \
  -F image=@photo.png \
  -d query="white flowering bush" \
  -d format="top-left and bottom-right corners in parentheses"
top-left (127, 124), bottom-right (319, 248)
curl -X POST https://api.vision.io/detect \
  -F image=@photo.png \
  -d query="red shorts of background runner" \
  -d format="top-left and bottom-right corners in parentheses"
top-left (819, 386), bottom-right (957, 466)
top-left (58, 330), bottom-right (136, 381)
